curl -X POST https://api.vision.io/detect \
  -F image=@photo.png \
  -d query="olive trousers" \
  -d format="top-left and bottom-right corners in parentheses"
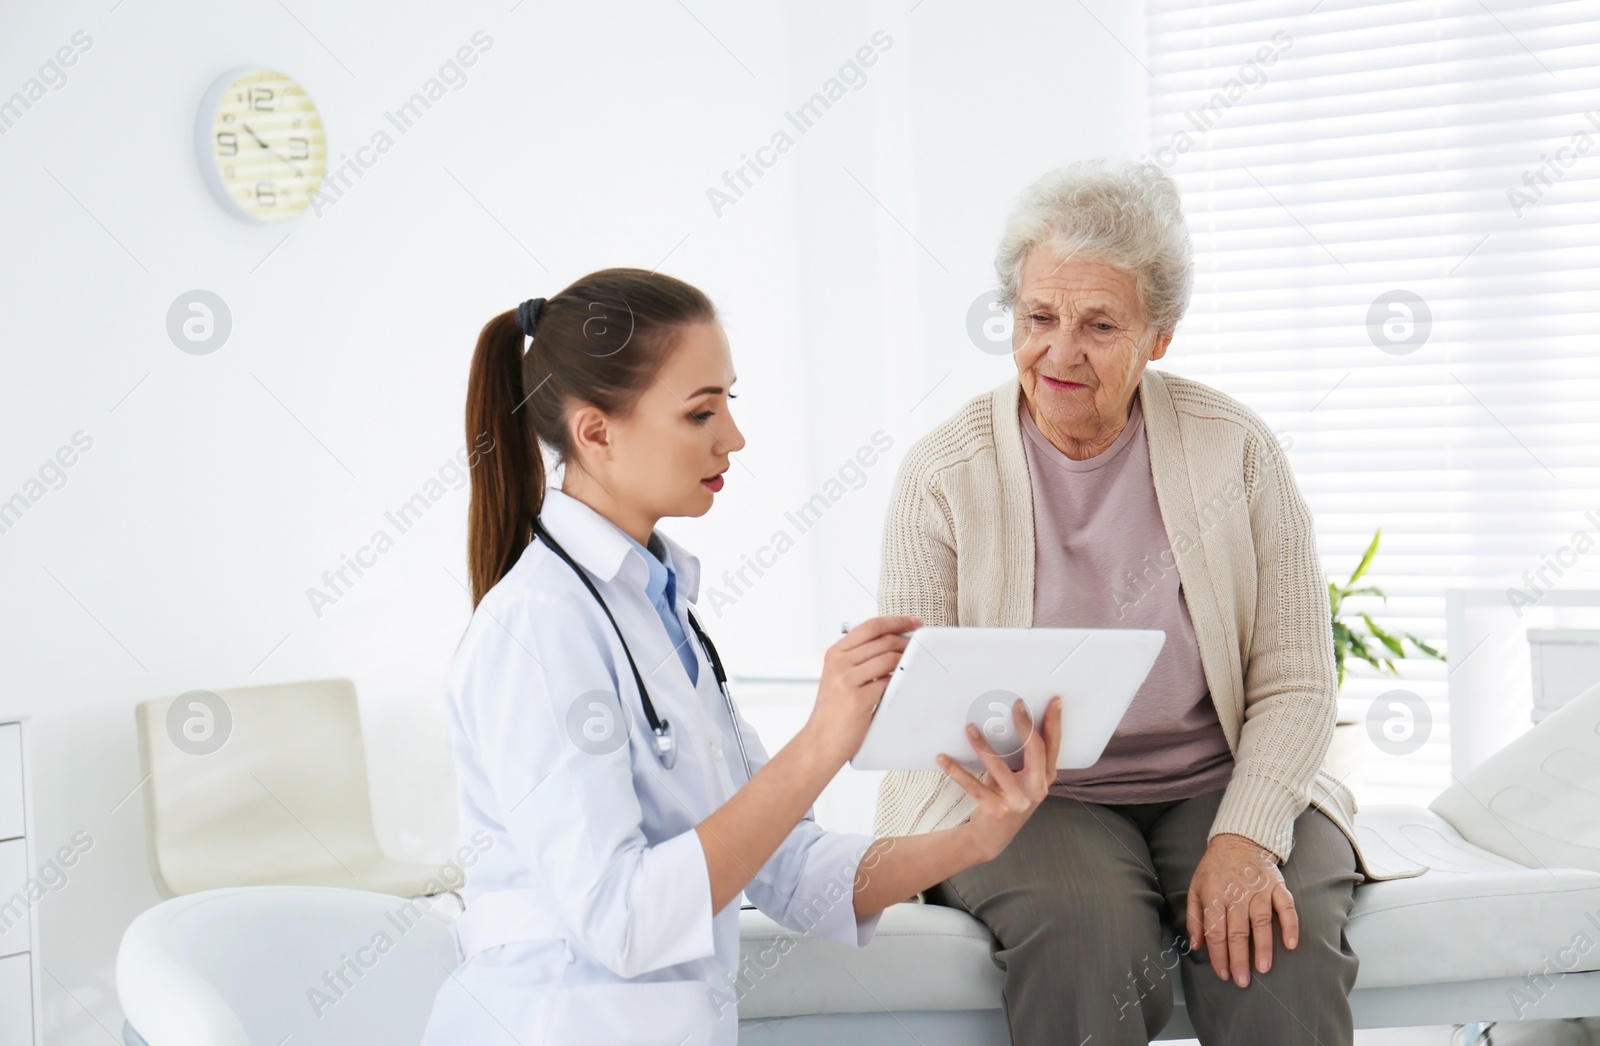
top-left (924, 786), bottom-right (1361, 1045)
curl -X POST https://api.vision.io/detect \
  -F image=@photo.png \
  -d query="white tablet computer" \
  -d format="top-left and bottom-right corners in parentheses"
top-left (850, 626), bottom-right (1165, 772)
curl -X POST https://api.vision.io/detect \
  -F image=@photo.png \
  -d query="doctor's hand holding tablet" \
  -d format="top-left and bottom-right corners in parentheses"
top-left (420, 268), bottom-right (1065, 1046)
top-left (698, 614), bottom-right (1066, 917)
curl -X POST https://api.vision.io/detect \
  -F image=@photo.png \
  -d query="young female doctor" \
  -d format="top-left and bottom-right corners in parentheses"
top-left (419, 267), bottom-right (1063, 1046)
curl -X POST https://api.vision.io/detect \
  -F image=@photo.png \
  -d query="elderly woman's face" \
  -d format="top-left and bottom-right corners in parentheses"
top-left (1012, 248), bottom-right (1172, 456)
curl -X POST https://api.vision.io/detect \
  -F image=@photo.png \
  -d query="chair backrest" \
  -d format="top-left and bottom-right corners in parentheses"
top-left (117, 886), bottom-right (457, 1046)
top-left (1431, 675), bottom-right (1600, 872)
top-left (135, 679), bottom-right (391, 896)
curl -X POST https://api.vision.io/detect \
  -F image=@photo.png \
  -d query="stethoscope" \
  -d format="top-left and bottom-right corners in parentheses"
top-left (533, 516), bottom-right (754, 781)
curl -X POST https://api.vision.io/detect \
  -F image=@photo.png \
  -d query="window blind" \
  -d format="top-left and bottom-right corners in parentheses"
top-left (1146, 0), bottom-right (1600, 805)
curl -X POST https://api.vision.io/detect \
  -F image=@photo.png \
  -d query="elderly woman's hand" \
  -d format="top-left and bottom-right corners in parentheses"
top-left (936, 697), bottom-right (1063, 863)
top-left (1185, 832), bottom-right (1300, 988)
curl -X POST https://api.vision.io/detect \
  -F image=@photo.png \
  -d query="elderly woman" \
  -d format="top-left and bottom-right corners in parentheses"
top-left (873, 160), bottom-right (1421, 1045)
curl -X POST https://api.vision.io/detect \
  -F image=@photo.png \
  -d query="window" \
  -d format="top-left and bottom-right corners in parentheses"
top-left (1146, 0), bottom-right (1600, 805)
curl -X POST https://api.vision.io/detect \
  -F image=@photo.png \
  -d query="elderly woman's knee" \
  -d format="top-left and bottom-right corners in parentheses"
top-left (998, 918), bottom-right (1178, 1035)
top-left (996, 893), bottom-right (1167, 972)
top-left (1278, 813), bottom-right (1361, 932)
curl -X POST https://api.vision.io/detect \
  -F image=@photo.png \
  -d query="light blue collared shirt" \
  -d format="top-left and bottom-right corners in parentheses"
top-left (620, 530), bottom-right (699, 686)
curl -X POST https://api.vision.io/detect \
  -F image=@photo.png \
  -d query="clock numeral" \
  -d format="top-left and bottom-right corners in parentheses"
top-left (255, 182), bottom-right (277, 207)
top-left (289, 137), bottom-right (310, 161)
top-left (249, 86), bottom-right (275, 111)
top-left (216, 132), bottom-right (238, 157)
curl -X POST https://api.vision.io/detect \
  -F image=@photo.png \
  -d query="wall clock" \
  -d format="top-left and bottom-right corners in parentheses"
top-left (195, 68), bottom-right (326, 222)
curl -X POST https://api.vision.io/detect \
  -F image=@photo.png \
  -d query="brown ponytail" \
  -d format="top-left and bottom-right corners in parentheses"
top-left (465, 267), bottom-right (716, 607)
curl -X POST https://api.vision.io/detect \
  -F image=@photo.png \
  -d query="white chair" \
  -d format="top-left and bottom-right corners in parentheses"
top-left (118, 886), bottom-right (457, 1046)
top-left (134, 679), bottom-right (447, 897)
top-left (119, 681), bottom-right (1600, 1044)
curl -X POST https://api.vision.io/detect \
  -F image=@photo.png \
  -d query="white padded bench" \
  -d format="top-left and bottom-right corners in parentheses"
top-left (737, 682), bottom-right (1600, 1042)
top-left (735, 806), bottom-right (1600, 1042)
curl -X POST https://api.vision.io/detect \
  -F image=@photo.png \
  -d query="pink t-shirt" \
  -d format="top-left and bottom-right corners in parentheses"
top-left (1020, 393), bottom-right (1235, 804)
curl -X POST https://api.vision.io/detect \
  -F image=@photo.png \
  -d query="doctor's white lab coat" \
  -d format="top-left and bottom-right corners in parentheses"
top-left (419, 489), bottom-right (882, 1046)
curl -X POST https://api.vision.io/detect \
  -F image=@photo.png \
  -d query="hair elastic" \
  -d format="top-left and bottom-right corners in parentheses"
top-left (515, 297), bottom-right (546, 339)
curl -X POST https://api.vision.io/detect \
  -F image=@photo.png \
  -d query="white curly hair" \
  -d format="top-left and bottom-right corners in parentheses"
top-left (995, 158), bottom-right (1194, 336)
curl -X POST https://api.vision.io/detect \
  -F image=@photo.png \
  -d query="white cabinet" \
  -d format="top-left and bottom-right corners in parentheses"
top-left (0, 952), bottom-right (32, 1044)
top-left (0, 840), bottom-right (29, 957)
top-left (0, 725), bottom-right (22, 843)
top-left (0, 718), bottom-right (39, 1046)
top-left (1527, 627), bottom-right (1600, 724)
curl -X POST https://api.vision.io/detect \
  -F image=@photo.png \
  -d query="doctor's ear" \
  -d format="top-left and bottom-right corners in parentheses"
top-left (566, 402), bottom-right (618, 463)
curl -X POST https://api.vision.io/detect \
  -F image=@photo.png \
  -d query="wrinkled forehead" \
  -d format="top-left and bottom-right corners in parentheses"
top-left (1016, 251), bottom-right (1143, 318)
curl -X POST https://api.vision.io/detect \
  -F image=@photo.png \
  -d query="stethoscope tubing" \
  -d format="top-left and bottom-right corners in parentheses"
top-left (532, 516), bottom-right (753, 782)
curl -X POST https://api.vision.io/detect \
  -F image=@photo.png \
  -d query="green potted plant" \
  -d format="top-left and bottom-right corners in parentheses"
top-left (1330, 527), bottom-right (1445, 687)
top-left (1325, 527), bottom-right (1447, 780)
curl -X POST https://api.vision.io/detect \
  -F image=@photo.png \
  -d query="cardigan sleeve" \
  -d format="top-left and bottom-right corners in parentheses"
top-left (1207, 430), bottom-right (1340, 863)
top-left (877, 448), bottom-right (959, 626)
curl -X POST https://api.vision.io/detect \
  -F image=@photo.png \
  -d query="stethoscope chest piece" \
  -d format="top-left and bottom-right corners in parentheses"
top-left (652, 720), bottom-right (677, 770)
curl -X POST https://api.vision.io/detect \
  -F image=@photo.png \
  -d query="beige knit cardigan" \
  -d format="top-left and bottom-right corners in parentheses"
top-left (871, 367), bottom-right (1427, 884)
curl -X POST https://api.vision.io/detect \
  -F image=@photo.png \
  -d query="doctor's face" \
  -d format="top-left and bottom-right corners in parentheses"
top-left (608, 319), bottom-right (745, 520)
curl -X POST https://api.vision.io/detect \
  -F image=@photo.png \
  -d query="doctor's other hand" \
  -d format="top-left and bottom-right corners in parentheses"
top-left (801, 615), bottom-right (921, 767)
top-left (937, 696), bottom-right (1063, 863)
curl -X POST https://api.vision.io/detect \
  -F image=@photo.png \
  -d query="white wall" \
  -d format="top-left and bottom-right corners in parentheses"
top-left (0, 0), bottom-right (1149, 1040)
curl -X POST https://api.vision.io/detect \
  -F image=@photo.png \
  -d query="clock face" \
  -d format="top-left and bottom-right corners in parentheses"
top-left (197, 68), bottom-right (326, 222)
